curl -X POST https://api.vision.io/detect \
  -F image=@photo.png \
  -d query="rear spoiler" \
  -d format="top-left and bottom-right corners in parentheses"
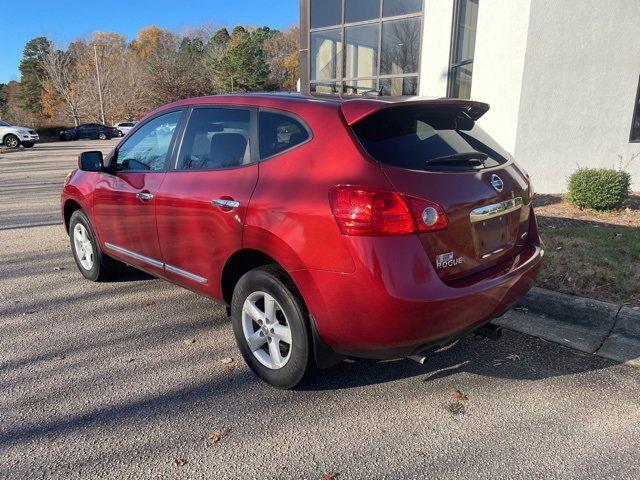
top-left (340, 97), bottom-right (490, 126)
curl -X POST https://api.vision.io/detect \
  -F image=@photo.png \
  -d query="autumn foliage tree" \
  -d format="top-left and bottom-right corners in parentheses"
top-left (4, 24), bottom-right (300, 127)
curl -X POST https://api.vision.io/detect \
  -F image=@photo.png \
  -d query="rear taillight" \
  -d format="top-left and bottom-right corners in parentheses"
top-left (404, 196), bottom-right (449, 232)
top-left (329, 186), bottom-right (448, 236)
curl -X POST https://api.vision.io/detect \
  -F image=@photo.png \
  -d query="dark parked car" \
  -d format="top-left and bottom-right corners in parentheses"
top-left (61, 93), bottom-right (542, 389)
top-left (59, 123), bottom-right (119, 141)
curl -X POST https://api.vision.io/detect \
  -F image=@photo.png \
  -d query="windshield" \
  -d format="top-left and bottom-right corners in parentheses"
top-left (351, 106), bottom-right (511, 171)
top-left (0, 120), bottom-right (11, 127)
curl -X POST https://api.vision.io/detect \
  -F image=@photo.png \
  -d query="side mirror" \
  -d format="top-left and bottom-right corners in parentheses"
top-left (78, 151), bottom-right (104, 172)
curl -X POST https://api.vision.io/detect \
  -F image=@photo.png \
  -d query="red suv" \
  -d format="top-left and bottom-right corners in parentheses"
top-left (61, 94), bottom-right (543, 388)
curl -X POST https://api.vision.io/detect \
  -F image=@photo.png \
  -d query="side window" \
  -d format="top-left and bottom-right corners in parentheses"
top-left (177, 108), bottom-right (251, 170)
top-left (116, 111), bottom-right (182, 172)
top-left (259, 111), bottom-right (310, 159)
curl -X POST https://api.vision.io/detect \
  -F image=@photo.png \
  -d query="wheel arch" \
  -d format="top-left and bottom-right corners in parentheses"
top-left (63, 199), bottom-right (84, 233)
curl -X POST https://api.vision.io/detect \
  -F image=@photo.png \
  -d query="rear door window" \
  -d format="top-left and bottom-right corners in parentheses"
top-left (258, 111), bottom-right (310, 159)
top-left (351, 106), bottom-right (511, 171)
top-left (176, 108), bottom-right (252, 170)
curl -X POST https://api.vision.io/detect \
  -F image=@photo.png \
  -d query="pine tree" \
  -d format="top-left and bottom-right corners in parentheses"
top-left (18, 37), bottom-right (52, 117)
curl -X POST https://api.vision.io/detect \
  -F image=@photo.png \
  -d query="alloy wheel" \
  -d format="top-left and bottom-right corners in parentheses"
top-left (241, 291), bottom-right (292, 369)
top-left (6, 136), bottom-right (18, 148)
top-left (73, 223), bottom-right (94, 270)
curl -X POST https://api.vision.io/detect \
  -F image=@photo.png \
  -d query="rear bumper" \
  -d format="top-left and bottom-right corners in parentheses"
top-left (291, 237), bottom-right (543, 360)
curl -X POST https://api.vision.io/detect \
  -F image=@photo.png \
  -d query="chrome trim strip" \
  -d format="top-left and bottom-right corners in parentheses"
top-left (470, 197), bottom-right (524, 223)
top-left (165, 264), bottom-right (208, 284)
top-left (104, 242), bottom-right (164, 269)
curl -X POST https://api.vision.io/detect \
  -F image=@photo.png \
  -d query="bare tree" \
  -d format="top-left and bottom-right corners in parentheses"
top-left (41, 48), bottom-right (91, 126)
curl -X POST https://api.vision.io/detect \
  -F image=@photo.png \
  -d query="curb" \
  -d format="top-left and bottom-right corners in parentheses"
top-left (497, 287), bottom-right (640, 367)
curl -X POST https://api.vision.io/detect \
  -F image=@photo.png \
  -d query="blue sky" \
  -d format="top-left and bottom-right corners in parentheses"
top-left (0, 0), bottom-right (299, 83)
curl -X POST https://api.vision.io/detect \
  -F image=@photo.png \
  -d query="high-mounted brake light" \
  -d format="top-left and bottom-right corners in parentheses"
top-left (329, 186), bottom-right (448, 236)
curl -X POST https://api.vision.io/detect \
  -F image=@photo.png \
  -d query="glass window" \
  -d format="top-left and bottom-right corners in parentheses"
top-left (449, 63), bottom-right (473, 100)
top-left (310, 0), bottom-right (342, 28)
top-left (631, 77), bottom-right (640, 142)
top-left (259, 111), bottom-right (310, 159)
top-left (311, 28), bottom-right (343, 81)
top-left (453, 0), bottom-right (479, 64)
top-left (116, 111), bottom-right (181, 172)
top-left (380, 17), bottom-right (421, 75)
top-left (449, 0), bottom-right (479, 99)
top-left (345, 24), bottom-right (378, 79)
top-left (345, 0), bottom-right (380, 23)
top-left (344, 78), bottom-right (377, 95)
top-left (383, 0), bottom-right (423, 17)
top-left (379, 76), bottom-right (418, 96)
top-left (351, 106), bottom-right (509, 171)
top-left (177, 108), bottom-right (251, 170)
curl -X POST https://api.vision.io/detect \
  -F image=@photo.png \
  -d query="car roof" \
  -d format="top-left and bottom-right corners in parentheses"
top-left (144, 92), bottom-right (490, 126)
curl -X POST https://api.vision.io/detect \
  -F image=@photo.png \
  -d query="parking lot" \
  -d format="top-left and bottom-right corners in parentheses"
top-left (1, 141), bottom-right (639, 479)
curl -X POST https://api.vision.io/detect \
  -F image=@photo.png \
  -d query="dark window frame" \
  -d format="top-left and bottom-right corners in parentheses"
top-left (630, 75), bottom-right (640, 143)
top-left (170, 105), bottom-right (259, 172)
top-left (257, 107), bottom-right (314, 161)
top-left (308, 0), bottom-right (424, 96)
top-left (447, 0), bottom-right (479, 99)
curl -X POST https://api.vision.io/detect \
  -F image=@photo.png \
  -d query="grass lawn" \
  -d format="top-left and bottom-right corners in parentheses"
top-left (534, 194), bottom-right (640, 307)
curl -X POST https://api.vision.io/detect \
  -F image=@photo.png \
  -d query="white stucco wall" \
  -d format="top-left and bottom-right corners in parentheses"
top-left (470, 0), bottom-right (532, 155)
top-left (513, 0), bottom-right (640, 193)
top-left (420, 0), bottom-right (455, 97)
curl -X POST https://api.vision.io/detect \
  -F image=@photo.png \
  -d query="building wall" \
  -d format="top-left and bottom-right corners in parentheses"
top-left (419, 0), bottom-right (454, 97)
top-left (513, 0), bottom-right (640, 193)
top-left (471, 0), bottom-right (532, 155)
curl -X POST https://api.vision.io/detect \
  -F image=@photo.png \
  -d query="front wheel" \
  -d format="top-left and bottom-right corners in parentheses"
top-left (4, 134), bottom-right (20, 148)
top-left (69, 210), bottom-right (121, 281)
top-left (22, 142), bottom-right (34, 148)
top-left (231, 265), bottom-right (313, 389)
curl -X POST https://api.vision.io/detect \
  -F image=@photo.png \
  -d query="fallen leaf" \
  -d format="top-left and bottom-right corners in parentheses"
top-left (451, 388), bottom-right (469, 401)
top-left (322, 472), bottom-right (339, 480)
top-left (219, 363), bottom-right (235, 374)
top-left (507, 354), bottom-right (521, 361)
top-left (208, 427), bottom-right (230, 443)
top-left (221, 357), bottom-right (234, 364)
top-left (53, 267), bottom-right (65, 271)
top-left (172, 457), bottom-right (186, 467)
top-left (56, 355), bottom-right (66, 361)
top-left (555, 246), bottom-right (563, 251)
top-left (183, 338), bottom-right (196, 345)
top-left (127, 358), bottom-right (135, 363)
top-left (513, 306), bottom-right (529, 313)
top-left (144, 300), bottom-right (156, 306)
top-left (23, 309), bottom-right (36, 315)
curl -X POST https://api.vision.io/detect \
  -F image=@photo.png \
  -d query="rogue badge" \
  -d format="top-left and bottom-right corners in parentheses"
top-left (436, 252), bottom-right (464, 269)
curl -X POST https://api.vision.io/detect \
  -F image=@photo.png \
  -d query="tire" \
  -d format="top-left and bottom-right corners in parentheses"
top-left (69, 209), bottom-right (121, 282)
top-left (231, 265), bottom-right (313, 389)
top-left (117, 130), bottom-right (124, 137)
top-left (98, 132), bottom-right (107, 140)
top-left (22, 142), bottom-right (34, 148)
top-left (4, 134), bottom-right (20, 148)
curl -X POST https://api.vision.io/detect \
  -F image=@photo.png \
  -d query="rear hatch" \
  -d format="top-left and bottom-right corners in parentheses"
top-left (345, 99), bottom-right (533, 282)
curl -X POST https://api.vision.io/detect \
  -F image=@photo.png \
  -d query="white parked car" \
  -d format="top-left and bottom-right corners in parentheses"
top-left (0, 119), bottom-right (39, 148)
top-left (113, 122), bottom-right (137, 137)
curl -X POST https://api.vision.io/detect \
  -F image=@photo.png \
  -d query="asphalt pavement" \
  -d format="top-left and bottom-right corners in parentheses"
top-left (0, 141), bottom-right (639, 479)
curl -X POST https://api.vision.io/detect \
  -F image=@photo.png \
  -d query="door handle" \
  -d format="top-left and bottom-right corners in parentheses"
top-left (212, 198), bottom-right (240, 209)
top-left (136, 192), bottom-right (154, 202)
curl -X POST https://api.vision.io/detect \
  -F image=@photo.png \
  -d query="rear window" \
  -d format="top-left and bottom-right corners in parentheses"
top-left (351, 106), bottom-right (511, 171)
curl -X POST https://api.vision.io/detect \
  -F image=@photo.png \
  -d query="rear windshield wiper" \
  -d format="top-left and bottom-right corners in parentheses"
top-left (425, 151), bottom-right (488, 165)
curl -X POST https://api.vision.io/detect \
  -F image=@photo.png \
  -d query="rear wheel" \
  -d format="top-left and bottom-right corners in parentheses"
top-left (69, 210), bottom-right (120, 281)
top-left (231, 265), bottom-right (312, 389)
top-left (98, 132), bottom-right (107, 140)
top-left (4, 134), bottom-right (20, 148)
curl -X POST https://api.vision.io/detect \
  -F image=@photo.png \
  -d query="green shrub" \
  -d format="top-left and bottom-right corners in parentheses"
top-left (567, 168), bottom-right (631, 211)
